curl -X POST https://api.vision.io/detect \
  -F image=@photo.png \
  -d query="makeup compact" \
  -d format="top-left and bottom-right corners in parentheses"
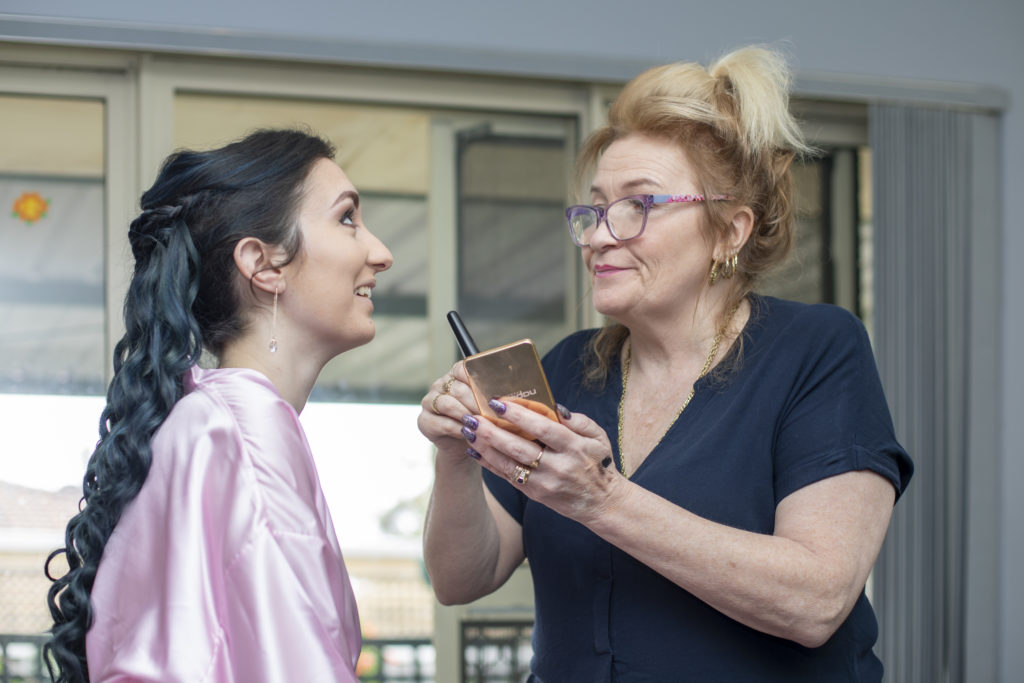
top-left (447, 311), bottom-right (558, 439)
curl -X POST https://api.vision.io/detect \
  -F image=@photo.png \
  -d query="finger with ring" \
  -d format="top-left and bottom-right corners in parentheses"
top-left (431, 393), bottom-right (444, 414)
top-left (530, 446), bottom-right (545, 469)
top-left (512, 465), bottom-right (531, 485)
top-left (441, 376), bottom-right (456, 395)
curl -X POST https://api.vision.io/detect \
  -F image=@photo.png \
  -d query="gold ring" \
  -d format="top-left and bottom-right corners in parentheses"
top-left (512, 465), bottom-right (530, 485)
top-left (431, 393), bottom-right (443, 414)
top-left (530, 446), bottom-right (545, 469)
top-left (441, 376), bottom-right (456, 395)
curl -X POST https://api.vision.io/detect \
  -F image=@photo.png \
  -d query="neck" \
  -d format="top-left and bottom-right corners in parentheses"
top-left (624, 289), bottom-right (740, 371)
top-left (218, 335), bottom-right (326, 414)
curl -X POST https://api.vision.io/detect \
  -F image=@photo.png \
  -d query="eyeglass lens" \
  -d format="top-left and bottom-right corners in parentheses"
top-left (569, 197), bottom-right (648, 245)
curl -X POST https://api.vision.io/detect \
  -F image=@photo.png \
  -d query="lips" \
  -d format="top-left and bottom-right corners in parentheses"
top-left (593, 265), bottom-right (626, 278)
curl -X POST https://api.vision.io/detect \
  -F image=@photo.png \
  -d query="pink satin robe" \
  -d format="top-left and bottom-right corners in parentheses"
top-left (86, 366), bottom-right (361, 682)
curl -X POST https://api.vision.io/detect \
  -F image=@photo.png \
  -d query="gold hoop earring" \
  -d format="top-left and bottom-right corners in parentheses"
top-left (721, 254), bottom-right (738, 280)
top-left (268, 287), bottom-right (279, 353)
top-left (708, 259), bottom-right (720, 286)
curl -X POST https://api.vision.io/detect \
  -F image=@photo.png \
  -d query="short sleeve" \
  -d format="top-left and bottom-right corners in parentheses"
top-left (772, 305), bottom-right (913, 503)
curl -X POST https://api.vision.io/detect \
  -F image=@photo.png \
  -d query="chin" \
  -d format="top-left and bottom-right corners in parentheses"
top-left (592, 295), bottom-right (630, 319)
top-left (329, 323), bottom-right (376, 357)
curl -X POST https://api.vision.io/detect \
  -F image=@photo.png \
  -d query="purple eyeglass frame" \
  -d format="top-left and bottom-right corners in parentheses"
top-left (564, 193), bottom-right (733, 246)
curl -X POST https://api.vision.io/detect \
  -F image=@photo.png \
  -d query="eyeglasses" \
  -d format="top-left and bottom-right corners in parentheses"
top-left (564, 193), bottom-right (732, 247)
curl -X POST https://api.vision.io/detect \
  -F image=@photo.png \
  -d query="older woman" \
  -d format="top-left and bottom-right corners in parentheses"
top-left (419, 46), bottom-right (912, 682)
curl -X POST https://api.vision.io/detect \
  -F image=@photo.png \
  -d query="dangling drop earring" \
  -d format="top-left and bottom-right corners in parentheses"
top-left (268, 287), bottom-right (279, 353)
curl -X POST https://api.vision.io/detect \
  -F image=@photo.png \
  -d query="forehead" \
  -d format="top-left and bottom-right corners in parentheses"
top-left (302, 157), bottom-right (355, 199)
top-left (593, 134), bottom-right (697, 189)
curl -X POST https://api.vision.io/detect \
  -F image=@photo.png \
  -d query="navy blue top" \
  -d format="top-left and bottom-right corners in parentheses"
top-left (483, 296), bottom-right (913, 682)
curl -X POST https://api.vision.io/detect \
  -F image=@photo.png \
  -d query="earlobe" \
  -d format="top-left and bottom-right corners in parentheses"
top-left (233, 237), bottom-right (285, 295)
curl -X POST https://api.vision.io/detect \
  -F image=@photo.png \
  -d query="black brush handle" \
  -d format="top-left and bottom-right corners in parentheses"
top-left (446, 310), bottom-right (480, 357)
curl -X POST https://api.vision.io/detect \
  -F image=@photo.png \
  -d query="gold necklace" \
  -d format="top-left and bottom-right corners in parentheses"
top-left (616, 309), bottom-right (736, 478)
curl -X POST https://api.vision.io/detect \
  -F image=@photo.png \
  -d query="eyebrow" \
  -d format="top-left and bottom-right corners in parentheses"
top-left (589, 177), bottom-right (659, 197)
top-left (331, 190), bottom-right (360, 210)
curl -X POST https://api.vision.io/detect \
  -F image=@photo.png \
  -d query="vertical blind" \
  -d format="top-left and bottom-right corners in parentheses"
top-left (871, 104), bottom-right (972, 683)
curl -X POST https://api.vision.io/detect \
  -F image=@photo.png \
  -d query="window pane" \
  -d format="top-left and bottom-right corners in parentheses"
top-left (0, 95), bottom-right (105, 395)
top-left (0, 92), bottom-right (105, 639)
top-left (760, 159), bottom-right (827, 304)
top-left (456, 134), bottom-right (573, 354)
top-left (760, 148), bottom-right (864, 316)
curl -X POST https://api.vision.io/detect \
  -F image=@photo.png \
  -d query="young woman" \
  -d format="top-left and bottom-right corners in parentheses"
top-left (45, 129), bottom-right (393, 682)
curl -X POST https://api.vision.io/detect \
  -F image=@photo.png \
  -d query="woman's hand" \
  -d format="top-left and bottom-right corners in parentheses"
top-left (417, 362), bottom-right (478, 457)
top-left (459, 398), bottom-right (626, 526)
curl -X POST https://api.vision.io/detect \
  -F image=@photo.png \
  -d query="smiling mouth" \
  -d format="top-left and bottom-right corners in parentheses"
top-left (355, 286), bottom-right (373, 299)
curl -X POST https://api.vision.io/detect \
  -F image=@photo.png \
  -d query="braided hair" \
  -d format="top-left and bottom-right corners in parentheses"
top-left (43, 129), bottom-right (335, 682)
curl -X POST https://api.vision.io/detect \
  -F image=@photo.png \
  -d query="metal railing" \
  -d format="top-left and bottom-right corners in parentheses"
top-left (461, 620), bottom-right (533, 683)
top-left (357, 638), bottom-right (434, 682)
top-left (0, 634), bottom-right (436, 683)
top-left (2, 631), bottom-right (537, 683)
top-left (0, 634), bottom-right (47, 683)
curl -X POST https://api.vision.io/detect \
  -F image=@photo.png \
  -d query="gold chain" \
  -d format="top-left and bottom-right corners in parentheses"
top-left (616, 306), bottom-right (737, 478)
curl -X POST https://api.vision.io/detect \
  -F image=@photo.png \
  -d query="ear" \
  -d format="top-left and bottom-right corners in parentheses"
top-left (233, 237), bottom-right (286, 295)
top-left (714, 205), bottom-right (755, 260)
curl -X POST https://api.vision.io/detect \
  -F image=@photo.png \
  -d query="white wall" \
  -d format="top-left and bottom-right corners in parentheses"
top-left (3, 0), bottom-right (1022, 678)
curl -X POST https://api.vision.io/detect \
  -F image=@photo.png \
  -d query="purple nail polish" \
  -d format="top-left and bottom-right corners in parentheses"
top-left (466, 447), bottom-right (481, 460)
top-left (488, 398), bottom-right (507, 415)
top-left (557, 403), bottom-right (572, 420)
top-left (461, 415), bottom-right (479, 430)
top-left (461, 426), bottom-right (477, 443)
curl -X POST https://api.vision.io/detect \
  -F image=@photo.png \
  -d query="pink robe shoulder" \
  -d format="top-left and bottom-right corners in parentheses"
top-left (86, 366), bottom-right (361, 682)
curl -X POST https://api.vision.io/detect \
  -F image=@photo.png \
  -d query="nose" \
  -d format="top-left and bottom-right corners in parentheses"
top-left (586, 211), bottom-right (618, 250)
top-left (366, 229), bottom-right (393, 272)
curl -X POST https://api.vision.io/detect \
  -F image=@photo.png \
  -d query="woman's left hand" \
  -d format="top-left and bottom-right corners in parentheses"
top-left (460, 398), bottom-right (624, 525)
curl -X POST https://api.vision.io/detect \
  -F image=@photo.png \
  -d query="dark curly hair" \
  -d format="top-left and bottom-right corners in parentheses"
top-left (43, 128), bottom-right (336, 682)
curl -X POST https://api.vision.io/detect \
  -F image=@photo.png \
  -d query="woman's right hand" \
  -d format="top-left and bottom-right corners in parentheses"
top-left (420, 362), bottom-right (528, 603)
top-left (417, 362), bottom-right (477, 457)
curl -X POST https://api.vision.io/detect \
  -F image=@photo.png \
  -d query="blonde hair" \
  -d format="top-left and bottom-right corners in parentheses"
top-left (577, 45), bottom-right (815, 387)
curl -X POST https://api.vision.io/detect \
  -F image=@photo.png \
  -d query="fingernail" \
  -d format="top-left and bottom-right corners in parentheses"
top-left (488, 398), bottom-right (507, 415)
top-left (461, 415), bottom-right (479, 430)
top-left (557, 403), bottom-right (572, 420)
top-left (466, 447), bottom-right (481, 460)
top-left (461, 426), bottom-right (477, 443)
top-left (601, 456), bottom-right (613, 468)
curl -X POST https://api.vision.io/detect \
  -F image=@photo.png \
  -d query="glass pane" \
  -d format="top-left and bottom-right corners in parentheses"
top-left (0, 92), bottom-right (106, 638)
top-left (0, 95), bottom-right (105, 395)
top-left (316, 192), bottom-right (429, 403)
top-left (759, 159), bottom-right (828, 303)
top-left (456, 134), bottom-right (572, 355)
